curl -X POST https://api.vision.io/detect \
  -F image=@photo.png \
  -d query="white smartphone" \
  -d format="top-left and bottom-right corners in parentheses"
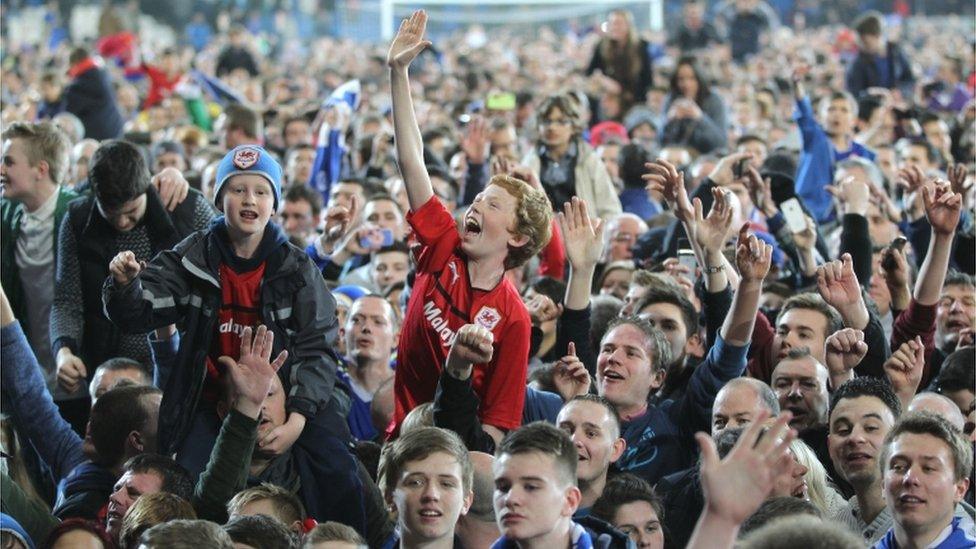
top-left (678, 248), bottom-right (698, 282)
top-left (780, 198), bottom-right (807, 233)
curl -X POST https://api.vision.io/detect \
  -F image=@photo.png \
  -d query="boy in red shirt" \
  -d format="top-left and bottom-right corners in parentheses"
top-left (104, 145), bottom-right (344, 476)
top-left (387, 11), bottom-right (553, 442)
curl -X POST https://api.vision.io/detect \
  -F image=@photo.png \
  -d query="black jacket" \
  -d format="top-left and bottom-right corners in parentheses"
top-left (55, 187), bottom-right (208, 369)
top-left (103, 221), bottom-right (349, 456)
top-left (846, 42), bottom-right (915, 99)
top-left (64, 65), bottom-right (124, 140)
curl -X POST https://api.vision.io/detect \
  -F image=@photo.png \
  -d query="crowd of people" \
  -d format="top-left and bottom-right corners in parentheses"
top-left (0, 0), bottom-right (975, 548)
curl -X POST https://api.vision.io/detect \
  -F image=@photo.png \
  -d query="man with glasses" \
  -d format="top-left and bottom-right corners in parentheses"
top-left (523, 93), bottom-right (621, 220)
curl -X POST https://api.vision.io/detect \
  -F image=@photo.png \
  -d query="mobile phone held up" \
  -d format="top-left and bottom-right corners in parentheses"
top-left (677, 238), bottom-right (697, 280)
top-left (780, 198), bottom-right (807, 233)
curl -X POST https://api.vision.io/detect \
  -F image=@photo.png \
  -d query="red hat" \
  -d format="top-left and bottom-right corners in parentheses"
top-left (589, 121), bottom-right (630, 147)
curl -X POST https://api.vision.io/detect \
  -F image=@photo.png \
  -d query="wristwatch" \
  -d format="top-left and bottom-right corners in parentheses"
top-left (703, 264), bottom-right (725, 274)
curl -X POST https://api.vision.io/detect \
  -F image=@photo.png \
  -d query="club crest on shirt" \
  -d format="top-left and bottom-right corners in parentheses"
top-left (233, 147), bottom-right (260, 169)
top-left (475, 306), bottom-right (501, 331)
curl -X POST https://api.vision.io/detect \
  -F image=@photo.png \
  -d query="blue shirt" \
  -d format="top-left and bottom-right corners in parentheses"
top-left (874, 516), bottom-right (976, 549)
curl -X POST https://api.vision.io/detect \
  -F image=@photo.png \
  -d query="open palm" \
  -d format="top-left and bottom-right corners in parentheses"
top-left (691, 187), bottom-right (734, 253)
top-left (387, 10), bottom-right (431, 70)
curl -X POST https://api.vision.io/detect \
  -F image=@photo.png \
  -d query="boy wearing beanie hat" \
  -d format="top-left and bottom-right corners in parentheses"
top-left (103, 145), bottom-right (346, 477)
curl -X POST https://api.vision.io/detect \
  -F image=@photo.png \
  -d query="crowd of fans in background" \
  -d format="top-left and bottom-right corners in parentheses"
top-left (0, 0), bottom-right (975, 547)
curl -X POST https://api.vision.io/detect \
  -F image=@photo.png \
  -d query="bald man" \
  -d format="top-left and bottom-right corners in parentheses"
top-left (456, 451), bottom-right (500, 548)
top-left (909, 392), bottom-right (967, 432)
top-left (711, 377), bottom-right (780, 436)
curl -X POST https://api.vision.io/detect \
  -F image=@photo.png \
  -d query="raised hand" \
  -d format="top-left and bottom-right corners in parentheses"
top-left (947, 163), bottom-right (972, 196)
top-left (387, 10), bottom-right (432, 70)
top-left (706, 151), bottom-right (751, 187)
top-left (896, 165), bottom-right (926, 194)
top-left (880, 240), bottom-right (910, 289)
top-left (643, 159), bottom-right (692, 221)
top-left (816, 253), bottom-right (864, 321)
top-left (734, 224), bottom-right (773, 283)
top-left (826, 176), bottom-right (870, 217)
top-left (553, 342), bottom-right (591, 401)
top-left (56, 349), bottom-right (87, 394)
top-left (824, 328), bottom-right (867, 388)
top-left (922, 180), bottom-right (962, 236)
top-left (152, 167), bottom-right (190, 211)
top-left (321, 194), bottom-right (360, 252)
top-left (884, 336), bottom-right (925, 406)
top-left (446, 324), bottom-right (494, 380)
top-left (557, 197), bottom-right (605, 270)
top-left (696, 410), bottom-right (797, 526)
top-left (792, 214), bottom-right (817, 252)
top-left (691, 187), bottom-right (735, 253)
top-left (109, 251), bottom-right (143, 285)
top-left (219, 325), bottom-right (289, 419)
top-left (461, 115), bottom-right (488, 165)
top-left (744, 165), bottom-right (777, 217)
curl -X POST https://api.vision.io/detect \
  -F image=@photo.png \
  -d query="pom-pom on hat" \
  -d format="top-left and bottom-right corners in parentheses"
top-left (214, 145), bottom-right (283, 210)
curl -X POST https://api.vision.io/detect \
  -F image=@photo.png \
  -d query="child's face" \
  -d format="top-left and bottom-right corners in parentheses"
top-left (392, 451), bottom-right (471, 545)
top-left (461, 184), bottom-right (527, 265)
top-left (493, 451), bottom-right (578, 543)
top-left (222, 174), bottom-right (275, 237)
top-left (823, 98), bottom-right (855, 137)
top-left (370, 251), bottom-right (409, 290)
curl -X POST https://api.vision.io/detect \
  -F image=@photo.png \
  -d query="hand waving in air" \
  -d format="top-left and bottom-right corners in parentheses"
top-left (643, 159), bottom-right (693, 222)
top-left (387, 10), bottom-right (432, 70)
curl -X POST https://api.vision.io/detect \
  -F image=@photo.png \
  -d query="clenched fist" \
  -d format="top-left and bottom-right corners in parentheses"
top-left (109, 251), bottom-right (143, 285)
top-left (445, 324), bottom-right (494, 380)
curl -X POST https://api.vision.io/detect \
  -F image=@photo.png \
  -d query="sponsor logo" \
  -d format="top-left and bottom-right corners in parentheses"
top-left (447, 261), bottom-right (460, 287)
top-left (475, 306), bottom-right (501, 331)
top-left (423, 301), bottom-right (457, 347)
top-left (233, 147), bottom-right (260, 169)
top-left (219, 318), bottom-right (253, 336)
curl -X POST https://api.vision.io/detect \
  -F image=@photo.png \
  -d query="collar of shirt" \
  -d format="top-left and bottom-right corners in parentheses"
top-left (23, 186), bottom-right (60, 224)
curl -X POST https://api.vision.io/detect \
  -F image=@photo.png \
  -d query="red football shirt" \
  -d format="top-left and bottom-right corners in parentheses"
top-left (389, 197), bottom-right (530, 436)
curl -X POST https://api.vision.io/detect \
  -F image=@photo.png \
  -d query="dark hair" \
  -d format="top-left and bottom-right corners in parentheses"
top-left (372, 240), bottom-right (411, 261)
top-left (378, 427), bottom-right (473, 497)
top-left (89, 140), bottom-right (152, 211)
top-left (537, 94), bottom-right (583, 136)
top-left (589, 294), bottom-right (625, 354)
top-left (565, 394), bottom-right (622, 438)
top-left (903, 137), bottom-right (939, 165)
top-left (527, 276), bottom-right (567, 308)
top-left (937, 347), bottom-right (976, 394)
top-left (41, 518), bottom-right (113, 549)
top-left (633, 284), bottom-right (699, 340)
top-left (944, 270), bottom-right (976, 290)
top-left (853, 10), bottom-right (884, 36)
top-left (590, 473), bottom-right (664, 526)
top-left (223, 514), bottom-right (298, 549)
top-left (223, 104), bottom-right (263, 140)
top-left (94, 356), bottom-right (151, 379)
top-left (68, 46), bottom-right (90, 66)
top-left (283, 184), bottom-right (323, 216)
top-left (88, 385), bottom-right (161, 466)
top-left (739, 496), bottom-right (821, 537)
top-left (829, 377), bottom-right (902, 421)
top-left (669, 56), bottom-right (711, 106)
top-left (497, 422), bottom-right (578, 487)
top-left (123, 454), bottom-right (194, 501)
top-left (141, 520), bottom-right (233, 548)
top-left (282, 115), bottom-right (310, 135)
top-left (619, 143), bottom-right (652, 190)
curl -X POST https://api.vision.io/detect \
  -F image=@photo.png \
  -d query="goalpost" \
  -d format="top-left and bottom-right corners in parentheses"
top-left (379, 0), bottom-right (665, 40)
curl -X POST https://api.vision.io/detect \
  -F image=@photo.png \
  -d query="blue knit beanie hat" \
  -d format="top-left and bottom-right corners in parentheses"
top-left (214, 145), bottom-right (283, 210)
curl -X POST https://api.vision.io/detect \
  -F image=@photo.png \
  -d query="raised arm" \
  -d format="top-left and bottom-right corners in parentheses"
top-left (721, 224), bottom-right (772, 346)
top-left (388, 10), bottom-right (435, 211)
top-left (915, 181), bottom-right (961, 305)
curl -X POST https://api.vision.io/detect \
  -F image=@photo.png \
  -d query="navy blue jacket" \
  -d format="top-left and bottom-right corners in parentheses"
top-left (64, 65), bottom-right (124, 140)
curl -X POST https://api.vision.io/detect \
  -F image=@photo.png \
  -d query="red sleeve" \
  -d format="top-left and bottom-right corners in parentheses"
top-left (480, 314), bottom-right (530, 430)
top-left (537, 219), bottom-right (565, 280)
top-left (891, 299), bottom-right (938, 387)
top-left (406, 197), bottom-right (460, 273)
top-left (747, 309), bottom-right (776, 383)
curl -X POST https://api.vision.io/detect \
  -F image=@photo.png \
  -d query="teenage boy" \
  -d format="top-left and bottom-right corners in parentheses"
top-left (792, 61), bottom-right (876, 223)
top-left (0, 122), bottom-right (78, 395)
top-left (387, 11), bottom-right (553, 440)
top-left (103, 145), bottom-right (345, 478)
top-left (555, 395), bottom-right (626, 514)
top-left (377, 426), bottom-right (474, 548)
top-left (876, 412), bottom-right (975, 549)
top-left (492, 422), bottom-right (594, 548)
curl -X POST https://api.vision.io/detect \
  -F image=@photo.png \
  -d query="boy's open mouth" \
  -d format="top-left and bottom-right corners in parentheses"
top-left (465, 217), bottom-right (482, 234)
top-left (240, 210), bottom-right (259, 221)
